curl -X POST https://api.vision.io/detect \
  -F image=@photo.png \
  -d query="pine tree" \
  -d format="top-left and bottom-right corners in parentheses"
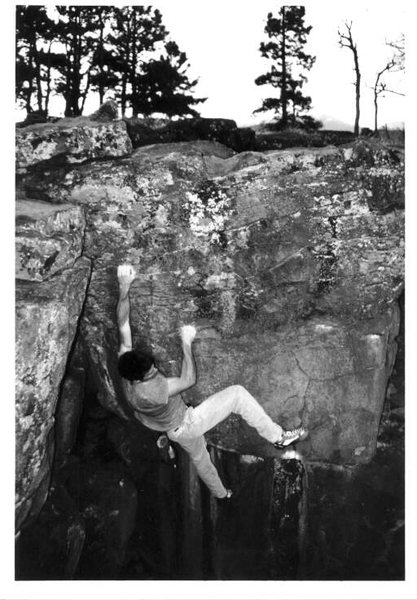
top-left (88, 7), bottom-right (119, 105)
top-left (16, 6), bottom-right (55, 114)
top-left (107, 8), bottom-right (205, 118)
top-left (254, 6), bottom-right (316, 128)
top-left (137, 41), bottom-right (205, 118)
top-left (53, 6), bottom-right (104, 117)
top-left (16, 6), bottom-right (206, 120)
top-left (106, 6), bottom-right (168, 117)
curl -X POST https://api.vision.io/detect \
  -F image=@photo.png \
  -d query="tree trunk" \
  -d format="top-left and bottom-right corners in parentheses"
top-left (68, 11), bottom-right (83, 116)
top-left (81, 69), bottom-right (91, 114)
top-left (373, 71), bottom-right (382, 134)
top-left (131, 9), bottom-right (138, 118)
top-left (121, 73), bottom-right (127, 117)
top-left (353, 46), bottom-right (360, 136)
top-left (98, 14), bottom-right (105, 105)
top-left (373, 64), bottom-right (393, 134)
top-left (26, 48), bottom-right (34, 113)
top-left (280, 7), bottom-right (288, 128)
top-left (72, 22), bottom-right (82, 115)
top-left (64, 39), bottom-right (73, 117)
top-left (34, 47), bottom-right (43, 112)
top-left (45, 42), bottom-right (53, 116)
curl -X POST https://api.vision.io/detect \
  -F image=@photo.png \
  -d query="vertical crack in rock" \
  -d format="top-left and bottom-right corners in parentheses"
top-left (53, 257), bottom-right (94, 471)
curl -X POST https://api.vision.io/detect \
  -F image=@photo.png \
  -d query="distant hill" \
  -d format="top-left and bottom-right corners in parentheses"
top-left (317, 115), bottom-right (353, 131)
top-left (244, 115), bottom-right (404, 132)
top-left (317, 115), bottom-right (404, 131)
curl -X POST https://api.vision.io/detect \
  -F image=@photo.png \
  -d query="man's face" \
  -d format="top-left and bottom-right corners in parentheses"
top-left (144, 363), bottom-right (158, 380)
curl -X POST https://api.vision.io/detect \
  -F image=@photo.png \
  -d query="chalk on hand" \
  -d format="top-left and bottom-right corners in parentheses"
top-left (181, 325), bottom-right (197, 336)
top-left (180, 325), bottom-right (197, 343)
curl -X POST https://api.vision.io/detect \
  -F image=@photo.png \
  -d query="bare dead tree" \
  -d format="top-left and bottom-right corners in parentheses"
top-left (371, 34), bottom-right (405, 134)
top-left (373, 59), bottom-right (396, 133)
top-left (338, 21), bottom-right (361, 136)
top-left (386, 33), bottom-right (405, 71)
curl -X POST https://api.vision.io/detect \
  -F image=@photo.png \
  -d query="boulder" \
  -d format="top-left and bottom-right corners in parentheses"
top-left (124, 117), bottom-right (256, 152)
top-left (16, 136), bottom-right (404, 463)
top-left (14, 115), bottom-right (404, 578)
top-left (15, 117), bottom-right (132, 171)
top-left (15, 257), bottom-right (91, 530)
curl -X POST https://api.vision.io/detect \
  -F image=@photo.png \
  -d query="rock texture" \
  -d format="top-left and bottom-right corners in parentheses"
top-left (16, 200), bottom-right (86, 281)
top-left (15, 258), bottom-right (91, 530)
top-left (15, 116), bottom-right (404, 579)
top-left (18, 136), bottom-right (403, 461)
top-left (16, 116), bottom-right (132, 171)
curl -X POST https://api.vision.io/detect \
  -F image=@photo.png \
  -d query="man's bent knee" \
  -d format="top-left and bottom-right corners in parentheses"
top-left (228, 384), bottom-right (246, 396)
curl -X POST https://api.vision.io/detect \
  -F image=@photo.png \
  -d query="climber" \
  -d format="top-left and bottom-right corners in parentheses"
top-left (116, 264), bottom-right (308, 500)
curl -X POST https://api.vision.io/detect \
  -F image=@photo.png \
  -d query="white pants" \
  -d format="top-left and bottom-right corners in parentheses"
top-left (167, 385), bottom-right (283, 498)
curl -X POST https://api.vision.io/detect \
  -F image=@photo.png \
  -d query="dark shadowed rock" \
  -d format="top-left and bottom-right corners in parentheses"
top-left (15, 481), bottom-right (86, 580)
top-left (303, 406), bottom-right (404, 580)
top-left (89, 100), bottom-right (119, 122)
top-left (65, 458), bottom-right (138, 579)
top-left (124, 117), bottom-right (255, 152)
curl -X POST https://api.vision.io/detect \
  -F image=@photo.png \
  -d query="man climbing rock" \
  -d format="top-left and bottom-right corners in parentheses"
top-left (116, 264), bottom-right (308, 500)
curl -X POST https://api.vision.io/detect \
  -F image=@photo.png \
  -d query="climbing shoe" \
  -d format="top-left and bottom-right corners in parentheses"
top-left (216, 489), bottom-right (233, 503)
top-left (274, 427), bottom-right (308, 449)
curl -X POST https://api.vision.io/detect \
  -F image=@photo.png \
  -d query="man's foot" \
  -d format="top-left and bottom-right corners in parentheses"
top-left (274, 427), bottom-right (308, 449)
top-left (216, 489), bottom-right (233, 502)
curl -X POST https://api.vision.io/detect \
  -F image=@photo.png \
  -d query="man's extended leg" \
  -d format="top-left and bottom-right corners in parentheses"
top-left (169, 433), bottom-right (228, 498)
top-left (187, 385), bottom-right (284, 443)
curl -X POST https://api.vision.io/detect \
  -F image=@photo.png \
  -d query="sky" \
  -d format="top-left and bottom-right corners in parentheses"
top-left (152, 0), bottom-right (406, 129)
top-left (16, 0), bottom-right (408, 130)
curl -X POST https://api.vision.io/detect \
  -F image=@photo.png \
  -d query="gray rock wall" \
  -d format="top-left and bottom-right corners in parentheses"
top-left (15, 117), bottom-right (404, 539)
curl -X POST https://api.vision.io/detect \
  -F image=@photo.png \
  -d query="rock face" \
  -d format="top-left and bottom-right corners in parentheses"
top-left (15, 116), bottom-right (404, 578)
top-left (15, 258), bottom-right (91, 529)
top-left (18, 136), bottom-right (403, 460)
top-left (16, 200), bottom-right (86, 281)
top-left (15, 116), bottom-right (132, 171)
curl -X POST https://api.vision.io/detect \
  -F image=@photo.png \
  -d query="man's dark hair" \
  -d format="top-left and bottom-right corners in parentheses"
top-left (118, 349), bottom-right (155, 381)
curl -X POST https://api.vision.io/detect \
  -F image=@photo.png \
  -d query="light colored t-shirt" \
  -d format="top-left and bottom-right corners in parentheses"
top-left (122, 371), bottom-right (186, 432)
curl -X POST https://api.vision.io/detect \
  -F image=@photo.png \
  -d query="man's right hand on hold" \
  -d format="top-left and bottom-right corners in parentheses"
top-left (180, 325), bottom-right (197, 346)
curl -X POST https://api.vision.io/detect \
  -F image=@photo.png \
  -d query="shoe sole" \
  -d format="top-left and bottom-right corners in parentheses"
top-left (275, 431), bottom-right (308, 449)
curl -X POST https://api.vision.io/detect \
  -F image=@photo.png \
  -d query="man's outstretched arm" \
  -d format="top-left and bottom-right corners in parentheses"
top-left (116, 264), bottom-right (136, 356)
top-left (167, 326), bottom-right (197, 397)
